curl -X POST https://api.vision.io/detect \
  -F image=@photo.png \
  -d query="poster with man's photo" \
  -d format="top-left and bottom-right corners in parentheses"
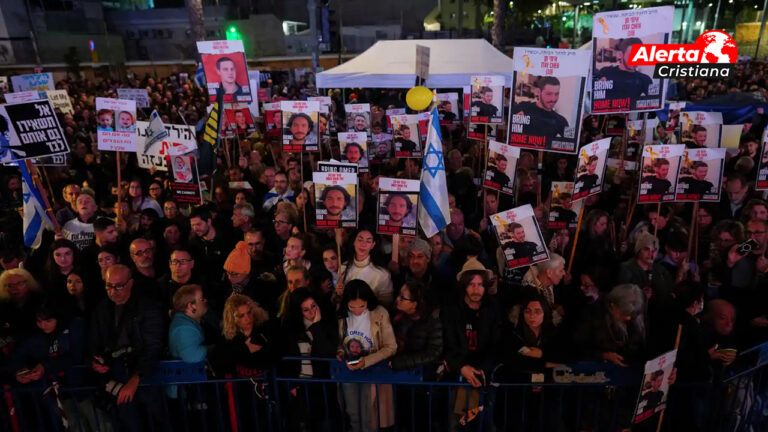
top-left (492, 204), bottom-right (550, 269)
top-left (638, 144), bottom-right (684, 203)
top-left (197, 40), bottom-right (252, 104)
top-left (370, 133), bottom-right (393, 165)
top-left (675, 147), bottom-right (726, 202)
top-left (468, 123), bottom-right (497, 141)
top-left (0, 99), bottom-right (68, 163)
top-left (385, 108), bottom-right (405, 133)
top-left (548, 182), bottom-right (584, 230)
top-left (338, 132), bottom-right (369, 173)
top-left (167, 154), bottom-right (203, 205)
top-left (664, 101), bottom-right (686, 142)
top-left (680, 111), bottom-right (723, 148)
top-left (225, 107), bottom-right (256, 136)
top-left (591, 6), bottom-right (673, 113)
top-left (282, 100), bottom-right (320, 152)
top-left (96, 97), bottom-right (137, 152)
top-left (417, 111), bottom-right (431, 143)
top-left (484, 139), bottom-right (520, 195)
top-left (757, 131), bottom-right (768, 190)
top-left (462, 86), bottom-right (471, 119)
top-left (345, 103), bottom-right (371, 137)
top-left (377, 177), bottom-right (419, 236)
top-left (508, 48), bottom-right (588, 153)
top-left (264, 102), bottom-right (281, 139)
top-left (389, 114), bottom-right (422, 157)
top-left (313, 171), bottom-right (357, 229)
top-left (437, 93), bottom-right (460, 124)
top-left (470, 75), bottom-right (504, 124)
top-left (573, 137), bottom-right (611, 201)
top-left (634, 350), bottom-right (677, 424)
top-left (308, 96), bottom-right (332, 138)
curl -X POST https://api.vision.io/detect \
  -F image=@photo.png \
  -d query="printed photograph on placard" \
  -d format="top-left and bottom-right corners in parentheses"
top-left (377, 178), bottom-right (419, 236)
top-left (591, 6), bottom-right (673, 113)
top-left (680, 111), bottom-right (723, 148)
top-left (492, 204), bottom-right (550, 270)
top-left (281, 100), bottom-right (320, 152)
top-left (757, 132), bottom-right (768, 191)
top-left (484, 139), bottom-right (520, 195)
top-left (417, 111), bottom-right (431, 143)
top-left (470, 75), bottom-right (504, 124)
top-left (548, 182), bottom-right (583, 230)
top-left (675, 147), bottom-right (726, 202)
top-left (663, 101), bottom-right (685, 142)
top-left (197, 40), bottom-right (251, 104)
top-left (338, 132), bottom-right (369, 173)
top-left (96, 97), bottom-right (137, 152)
top-left (225, 107), bottom-right (256, 136)
top-left (573, 137), bottom-right (611, 201)
top-left (370, 133), bottom-right (393, 165)
top-left (389, 114), bottom-right (422, 158)
top-left (437, 93), bottom-right (460, 124)
top-left (385, 108), bottom-right (405, 133)
top-left (604, 114), bottom-right (627, 136)
top-left (468, 123), bottom-right (497, 141)
top-left (508, 48), bottom-right (588, 153)
top-left (638, 144), bottom-right (685, 203)
top-left (345, 103), bottom-right (372, 137)
top-left (264, 102), bottom-right (281, 139)
top-left (167, 154), bottom-right (203, 205)
top-left (313, 171), bottom-right (357, 229)
top-left (580, 115), bottom-right (606, 145)
top-left (634, 350), bottom-right (677, 424)
top-left (309, 96), bottom-right (332, 138)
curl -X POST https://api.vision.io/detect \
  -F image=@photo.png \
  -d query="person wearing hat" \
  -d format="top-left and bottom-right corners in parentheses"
top-left (618, 232), bottom-right (660, 299)
top-left (219, 241), bottom-right (273, 314)
top-left (393, 238), bottom-right (449, 308)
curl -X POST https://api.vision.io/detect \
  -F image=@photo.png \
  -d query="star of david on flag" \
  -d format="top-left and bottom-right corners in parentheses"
top-left (418, 101), bottom-right (450, 237)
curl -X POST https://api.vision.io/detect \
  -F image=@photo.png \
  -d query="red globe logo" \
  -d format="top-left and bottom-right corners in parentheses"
top-left (695, 30), bottom-right (738, 64)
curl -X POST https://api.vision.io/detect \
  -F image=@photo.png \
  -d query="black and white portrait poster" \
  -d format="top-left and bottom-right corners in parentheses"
top-left (508, 47), bottom-right (588, 153)
top-left (638, 144), bottom-right (684, 203)
top-left (345, 103), bottom-right (371, 137)
top-left (492, 204), bottom-right (550, 270)
top-left (484, 139), bottom-right (520, 195)
top-left (197, 40), bottom-right (252, 104)
top-left (389, 114), bottom-right (422, 158)
top-left (338, 131), bottom-right (369, 173)
top-left (591, 6), bottom-right (673, 113)
top-left (573, 137), bottom-right (610, 201)
top-left (634, 350), bottom-right (677, 424)
top-left (377, 177), bottom-right (419, 237)
top-left (548, 182), bottom-right (584, 230)
top-left (313, 170), bottom-right (358, 229)
top-left (281, 100), bottom-right (320, 152)
top-left (675, 147), bottom-right (726, 202)
top-left (680, 111), bottom-right (723, 149)
top-left (0, 99), bottom-right (68, 163)
top-left (470, 75), bottom-right (504, 124)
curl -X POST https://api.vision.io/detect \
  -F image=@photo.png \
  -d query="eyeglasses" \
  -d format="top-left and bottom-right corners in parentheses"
top-left (105, 280), bottom-right (131, 292)
top-left (273, 219), bottom-right (289, 225)
top-left (170, 259), bottom-right (193, 266)
top-left (6, 280), bottom-right (26, 289)
top-left (191, 297), bottom-right (206, 304)
top-left (397, 294), bottom-right (415, 302)
top-left (131, 248), bottom-right (154, 256)
top-left (746, 230), bottom-right (766, 236)
top-left (226, 271), bottom-right (244, 277)
top-left (301, 304), bottom-right (318, 314)
top-left (149, 186), bottom-right (162, 191)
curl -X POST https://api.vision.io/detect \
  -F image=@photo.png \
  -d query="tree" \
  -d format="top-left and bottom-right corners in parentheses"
top-left (186, 0), bottom-right (205, 42)
top-left (492, 0), bottom-right (506, 50)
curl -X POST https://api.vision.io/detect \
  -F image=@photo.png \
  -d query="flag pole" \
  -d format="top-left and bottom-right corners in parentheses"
top-left (567, 205), bottom-right (585, 274)
top-left (116, 151), bottom-right (122, 225)
top-left (25, 160), bottom-right (60, 233)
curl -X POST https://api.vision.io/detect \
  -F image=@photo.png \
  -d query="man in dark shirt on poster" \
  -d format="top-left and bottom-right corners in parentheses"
top-left (502, 223), bottom-right (539, 262)
top-left (642, 158), bottom-right (672, 197)
top-left (575, 155), bottom-right (600, 195)
top-left (395, 124), bottom-right (417, 153)
top-left (512, 76), bottom-right (569, 141)
top-left (485, 154), bottom-right (511, 187)
top-left (439, 100), bottom-right (457, 122)
top-left (471, 86), bottom-right (498, 119)
top-left (679, 161), bottom-right (714, 196)
top-left (683, 125), bottom-right (708, 149)
top-left (551, 193), bottom-right (578, 225)
top-left (594, 38), bottom-right (654, 103)
top-left (638, 370), bottom-right (666, 414)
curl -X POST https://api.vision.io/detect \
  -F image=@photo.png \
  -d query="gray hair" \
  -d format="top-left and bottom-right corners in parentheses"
top-left (234, 202), bottom-right (255, 220)
top-left (536, 253), bottom-right (565, 273)
top-left (604, 283), bottom-right (647, 345)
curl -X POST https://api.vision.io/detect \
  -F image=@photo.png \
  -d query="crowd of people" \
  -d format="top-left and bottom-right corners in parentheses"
top-left (0, 65), bottom-right (766, 432)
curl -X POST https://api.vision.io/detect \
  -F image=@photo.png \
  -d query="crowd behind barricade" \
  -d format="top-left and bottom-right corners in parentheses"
top-left (0, 67), bottom-right (767, 432)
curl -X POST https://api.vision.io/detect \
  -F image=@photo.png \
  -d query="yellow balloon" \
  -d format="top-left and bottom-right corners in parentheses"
top-left (406, 86), bottom-right (432, 111)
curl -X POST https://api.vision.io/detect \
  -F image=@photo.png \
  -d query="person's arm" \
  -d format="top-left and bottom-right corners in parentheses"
top-left (361, 309), bottom-right (397, 368)
top-left (440, 306), bottom-right (465, 374)
top-left (170, 325), bottom-right (208, 363)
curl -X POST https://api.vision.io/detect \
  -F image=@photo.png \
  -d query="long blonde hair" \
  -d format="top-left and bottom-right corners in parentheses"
top-left (0, 268), bottom-right (39, 301)
top-left (222, 294), bottom-right (269, 340)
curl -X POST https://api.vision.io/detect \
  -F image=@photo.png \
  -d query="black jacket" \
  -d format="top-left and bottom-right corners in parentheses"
top-left (279, 317), bottom-right (338, 379)
top-left (390, 309), bottom-right (443, 374)
top-left (441, 298), bottom-right (501, 377)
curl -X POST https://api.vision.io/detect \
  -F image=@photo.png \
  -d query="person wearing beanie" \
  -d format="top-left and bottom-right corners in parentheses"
top-left (395, 238), bottom-right (450, 308)
top-left (219, 241), bottom-right (277, 316)
top-left (618, 232), bottom-right (660, 299)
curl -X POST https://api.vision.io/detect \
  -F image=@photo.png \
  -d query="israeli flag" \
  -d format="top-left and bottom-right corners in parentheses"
top-left (142, 109), bottom-right (169, 154)
top-left (19, 162), bottom-right (53, 249)
top-left (195, 62), bottom-right (206, 88)
top-left (418, 102), bottom-right (450, 238)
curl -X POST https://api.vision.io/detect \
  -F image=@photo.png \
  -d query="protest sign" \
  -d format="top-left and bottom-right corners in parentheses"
top-left (573, 138), bottom-right (611, 201)
top-left (117, 88), bottom-right (150, 108)
top-left (136, 121), bottom-right (196, 171)
top-left (492, 204), bottom-right (550, 269)
top-left (663, 101), bottom-right (686, 142)
top-left (167, 154), bottom-right (203, 205)
top-left (43, 90), bottom-right (74, 115)
top-left (282, 100), bottom-right (320, 152)
top-left (680, 111), bottom-right (723, 148)
top-left (757, 130), bottom-right (768, 191)
top-left (549, 182), bottom-right (583, 230)
top-left (470, 75), bottom-right (504, 124)
top-left (35, 154), bottom-right (69, 166)
top-left (468, 123), bottom-right (497, 141)
top-left (264, 102), bottom-right (281, 139)
top-left (719, 124), bottom-right (744, 150)
top-left (11, 73), bottom-right (53, 92)
top-left (338, 132), bottom-right (369, 173)
top-left (417, 111), bottom-right (431, 143)
top-left (416, 44), bottom-right (430, 82)
top-left (509, 48), bottom-right (589, 153)
top-left (437, 93), bottom-right (460, 124)
top-left (377, 177), bottom-right (419, 236)
top-left (309, 96), bottom-right (332, 138)
top-left (225, 107), bottom-right (256, 136)
top-left (0, 77), bottom-right (8, 93)
top-left (345, 103), bottom-right (372, 137)
top-left (5, 91), bottom-right (41, 104)
top-left (318, 160), bottom-right (358, 174)
top-left (591, 6), bottom-right (673, 113)
top-left (313, 170), bottom-right (358, 229)
top-left (96, 98), bottom-right (136, 152)
top-left (0, 99), bottom-right (68, 162)
top-left (634, 350), bottom-right (677, 424)
top-left (389, 114), bottom-right (422, 158)
top-left (675, 147), bottom-right (726, 201)
top-left (370, 133), bottom-right (393, 165)
top-left (463, 86), bottom-right (471, 119)
top-left (385, 108), bottom-right (406, 133)
top-left (247, 70), bottom-right (260, 118)
top-left (638, 144), bottom-right (684, 203)
top-left (484, 139), bottom-right (520, 195)
top-left (197, 40), bottom-right (251, 104)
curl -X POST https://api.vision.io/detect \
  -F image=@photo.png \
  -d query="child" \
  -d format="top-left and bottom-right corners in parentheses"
top-left (116, 111), bottom-right (135, 132)
top-left (97, 109), bottom-right (113, 131)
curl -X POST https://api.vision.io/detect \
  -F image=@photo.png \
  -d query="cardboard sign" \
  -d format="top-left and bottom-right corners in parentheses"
top-left (338, 131), bottom-right (368, 173)
top-left (675, 147), bottom-right (726, 202)
top-left (197, 40), bottom-right (252, 104)
top-left (573, 137), bottom-right (611, 201)
top-left (11, 73), bottom-right (53, 92)
top-left (167, 154), bottom-right (203, 205)
top-left (757, 130), bottom-right (768, 191)
top-left (308, 96), bottom-right (332, 138)
top-left (96, 98), bottom-right (137, 152)
top-left (281, 100), bottom-right (320, 152)
top-left (484, 139), bottom-right (520, 195)
top-left (377, 177), bottom-right (419, 236)
top-left (509, 48), bottom-right (589, 153)
top-left (117, 88), bottom-right (150, 109)
top-left (45, 90), bottom-right (74, 115)
top-left (634, 350), bottom-right (677, 424)
top-left (313, 170), bottom-right (358, 229)
top-left (638, 144), bottom-right (685, 203)
top-left (548, 182), bottom-right (583, 230)
top-left (389, 114), bottom-right (422, 158)
top-left (492, 204), bottom-right (550, 270)
top-left (386, 108), bottom-right (406, 133)
top-left (264, 102), bottom-right (281, 139)
top-left (470, 75), bottom-right (504, 124)
top-left (136, 121), bottom-right (196, 171)
top-left (318, 160), bottom-right (358, 175)
top-left (0, 100), bottom-right (68, 162)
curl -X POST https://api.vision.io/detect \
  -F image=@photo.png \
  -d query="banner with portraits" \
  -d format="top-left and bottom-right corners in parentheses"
top-left (116, 88), bottom-right (150, 109)
top-left (548, 182), bottom-right (584, 230)
top-left (45, 90), bottom-right (74, 115)
top-left (197, 40), bottom-right (251, 104)
top-left (95, 97), bottom-right (136, 152)
top-left (492, 204), bottom-right (550, 270)
top-left (224, 107), bottom-right (256, 136)
top-left (634, 350), bottom-right (677, 424)
top-left (591, 6), bottom-right (673, 113)
top-left (338, 132), bottom-right (369, 173)
top-left (389, 114), bottom-right (422, 158)
top-left (313, 169), bottom-right (358, 229)
top-left (470, 75), bottom-right (504, 124)
top-left (385, 108), bottom-right (405, 133)
top-left (136, 121), bottom-right (196, 171)
top-left (5, 91), bottom-right (40, 104)
top-left (508, 48), bottom-right (588, 153)
top-left (345, 103), bottom-right (371, 137)
top-left (167, 154), bottom-right (203, 205)
top-left (484, 139), bottom-right (520, 195)
top-left (370, 133), bottom-right (393, 165)
top-left (281, 100), bottom-right (320, 152)
top-left (675, 147), bottom-right (726, 202)
top-left (680, 111), bottom-right (723, 148)
top-left (638, 144), bottom-right (684, 203)
top-left (264, 102), bottom-right (281, 139)
top-left (573, 137), bottom-right (611, 200)
top-left (437, 92), bottom-right (460, 124)
top-left (0, 99), bottom-right (68, 163)
top-left (377, 177), bottom-right (419, 236)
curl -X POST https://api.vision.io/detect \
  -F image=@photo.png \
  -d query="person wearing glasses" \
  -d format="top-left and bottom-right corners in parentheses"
top-left (157, 249), bottom-right (197, 312)
top-left (89, 264), bottom-right (167, 431)
top-left (169, 284), bottom-right (210, 363)
top-left (0, 268), bottom-right (44, 341)
top-left (127, 179), bottom-right (163, 219)
top-left (129, 238), bottom-right (160, 301)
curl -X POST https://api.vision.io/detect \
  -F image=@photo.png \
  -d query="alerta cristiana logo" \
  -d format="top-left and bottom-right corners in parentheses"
top-left (627, 30), bottom-right (738, 78)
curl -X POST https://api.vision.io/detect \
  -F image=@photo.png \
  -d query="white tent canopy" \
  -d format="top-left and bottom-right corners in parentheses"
top-left (316, 39), bottom-right (515, 89)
